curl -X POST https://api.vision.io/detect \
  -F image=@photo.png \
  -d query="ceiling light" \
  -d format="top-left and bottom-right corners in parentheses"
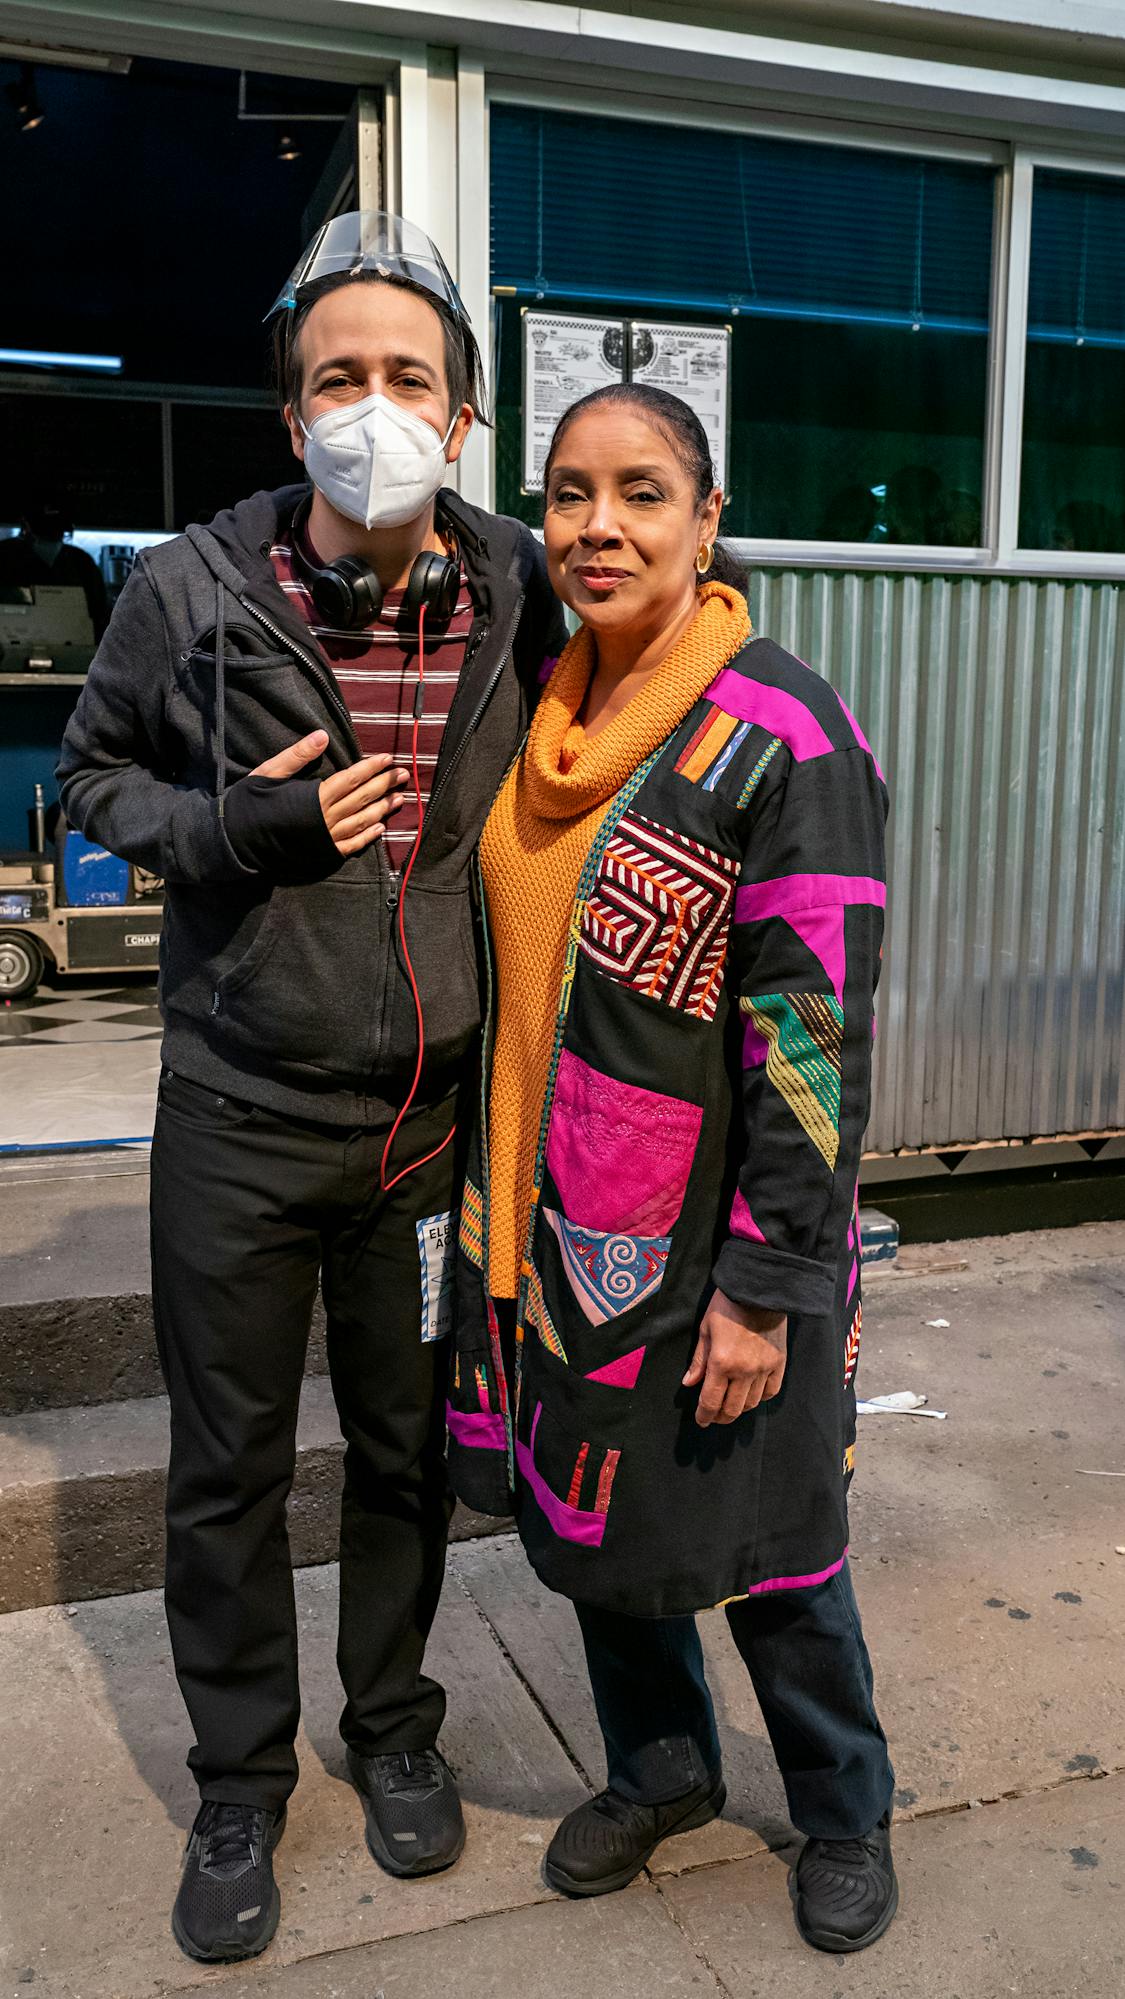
top-left (0, 348), bottom-right (123, 373)
top-left (276, 131), bottom-right (301, 162)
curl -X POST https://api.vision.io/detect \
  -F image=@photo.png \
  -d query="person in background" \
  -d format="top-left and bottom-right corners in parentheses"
top-left (448, 382), bottom-right (897, 1956)
top-left (57, 212), bottom-right (565, 1967)
top-left (0, 495), bottom-right (109, 637)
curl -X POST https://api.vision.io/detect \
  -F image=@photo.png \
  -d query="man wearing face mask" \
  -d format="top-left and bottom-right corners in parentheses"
top-left (57, 214), bottom-right (566, 1967)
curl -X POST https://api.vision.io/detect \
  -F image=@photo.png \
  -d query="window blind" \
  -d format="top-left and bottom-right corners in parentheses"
top-left (491, 105), bottom-right (994, 334)
top-left (1028, 168), bottom-right (1125, 350)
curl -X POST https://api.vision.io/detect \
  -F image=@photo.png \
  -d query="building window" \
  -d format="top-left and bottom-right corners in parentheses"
top-left (1020, 168), bottom-right (1125, 555)
top-left (491, 105), bottom-right (996, 544)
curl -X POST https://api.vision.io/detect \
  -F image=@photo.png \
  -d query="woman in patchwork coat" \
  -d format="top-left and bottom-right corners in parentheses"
top-left (448, 383), bottom-right (898, 1953)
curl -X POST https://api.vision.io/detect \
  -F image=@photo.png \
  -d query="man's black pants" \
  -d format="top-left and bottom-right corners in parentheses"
top-left (150, 1068), bottom-right (460, 1811)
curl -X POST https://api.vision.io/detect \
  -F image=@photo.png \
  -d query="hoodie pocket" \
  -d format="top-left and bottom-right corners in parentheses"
top-left (210, 875), bottom-right (388, 1079)
top-left (381, 880), bottom-right (482, 1078)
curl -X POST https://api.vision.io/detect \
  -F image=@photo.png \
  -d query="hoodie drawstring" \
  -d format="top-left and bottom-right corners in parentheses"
top-left (214, 579), bottom-right (228, 812)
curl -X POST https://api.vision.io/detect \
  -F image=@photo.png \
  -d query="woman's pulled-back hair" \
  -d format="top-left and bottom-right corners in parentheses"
top-left (543, 382), bottom-right (748, 594)
top-left (273, 270), bottom-right (490, 426)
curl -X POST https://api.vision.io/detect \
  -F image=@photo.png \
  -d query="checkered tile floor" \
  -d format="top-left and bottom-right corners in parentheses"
top-left (0, 979), bottom-right (162, 1150)
top-left (0, 981), bottom-right (162, 1046)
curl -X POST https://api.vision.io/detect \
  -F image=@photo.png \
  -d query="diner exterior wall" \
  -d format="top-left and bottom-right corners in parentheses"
top-left (748, 564), bottom-right (1125, 1151)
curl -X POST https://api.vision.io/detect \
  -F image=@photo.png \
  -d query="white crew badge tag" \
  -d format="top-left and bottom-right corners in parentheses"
top-left (417, 1211), bottom-right (458, 1344)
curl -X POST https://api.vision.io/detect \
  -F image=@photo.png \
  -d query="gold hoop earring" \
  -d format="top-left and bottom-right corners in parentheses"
top-left (696, 543), bottom-right (714, 575)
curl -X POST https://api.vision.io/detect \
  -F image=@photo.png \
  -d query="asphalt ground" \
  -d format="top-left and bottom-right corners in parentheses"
top-left (2, 1222), bottom-right (1124, 1997)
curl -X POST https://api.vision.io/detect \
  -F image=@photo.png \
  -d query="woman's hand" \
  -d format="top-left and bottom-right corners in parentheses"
top-left (684, 1289), bottom-right (788, 1428)
top-left (250, 731), bottom-right (408, 857)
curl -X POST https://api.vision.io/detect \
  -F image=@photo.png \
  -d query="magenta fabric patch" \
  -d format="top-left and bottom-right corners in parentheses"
top-left (546, 1049), bottom-right (703, 1236)
top-left (518, 1406), bottom-right (607, 1547)
top-left (730, 1189), bottom-right (766, 1244)
top-left (736, 874), bottom-right (886, 922)
top-left (735, 875), bottom-right (885, 1003)
top-left (585, 1346), bottom-right (645, 1389)
top-left (537, 653), bottom-right (560, 687)
top-left (846, 1203), bottom-right (860, 1304)
top-left (741, 1547), bottom-right (848, 1596)
top-left (447, 1403), bottom-right (507, 1452)
top-left (706, 668), bottom-right (835, 762)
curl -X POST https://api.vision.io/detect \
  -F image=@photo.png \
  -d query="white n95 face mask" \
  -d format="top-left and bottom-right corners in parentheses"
top-left (301, 393), bottom-right (456, 531)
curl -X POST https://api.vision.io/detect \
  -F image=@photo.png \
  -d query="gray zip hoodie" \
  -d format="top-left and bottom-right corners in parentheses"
top-left (57, 483), bottom-right (565, 1124)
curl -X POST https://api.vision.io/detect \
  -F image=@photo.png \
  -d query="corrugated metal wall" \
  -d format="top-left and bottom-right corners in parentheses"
top-left (749, 569), bottom-right (1125, 1153)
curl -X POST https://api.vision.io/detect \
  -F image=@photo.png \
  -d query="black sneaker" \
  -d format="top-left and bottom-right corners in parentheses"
top-left (347, 1747), bottom-right (466, 1877)
top-left (794, 1810), bottom-right (899, 1953)
top-left (544, 1774), bottom-right (726, 1897)
top-left (171, 1801), bottom-right (286, 1963)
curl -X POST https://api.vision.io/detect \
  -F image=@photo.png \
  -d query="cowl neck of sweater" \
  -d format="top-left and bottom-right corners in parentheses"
top-left (522, 582), bottom-right (752, 822)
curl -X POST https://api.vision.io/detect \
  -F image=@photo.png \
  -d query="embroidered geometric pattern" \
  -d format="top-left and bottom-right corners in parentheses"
top-left (563, 1441), bottom-right (621, 1516)
top-left (543, 1208), bottom-right (671, 1325)
top-left (675, 705), bottom-right (737, 781)
top-left (737, 734), bottom-right (782, 808)
top-left (525, 1259), bottom-right (568, 1363)
top-left (844, 1300), bottom-right (862, 1387)
top-left (747, 991), bottom-right (844, 1171)
top-left (486, 1295), bottom-right (511, 1420)
top-left (567, 1441), bottom-right (590, 1507)
top-left (596, 1448), bottom-right (621, 1514)
top-left (702, 720), bottom-right (751, 792)
top-left (674, 705), bottom-right (750, 789)
top-left (579, 811), bottom-right (738, 1022)
top-left (458, 1178), bottom-right (484, 1270)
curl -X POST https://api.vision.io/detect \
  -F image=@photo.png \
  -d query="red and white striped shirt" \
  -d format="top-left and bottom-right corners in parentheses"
top-left (270, 529), bottom-right (474, 873)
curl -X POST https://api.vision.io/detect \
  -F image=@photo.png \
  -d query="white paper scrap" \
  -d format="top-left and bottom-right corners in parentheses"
top-left (856, 1391), bottom-right (948, 1420)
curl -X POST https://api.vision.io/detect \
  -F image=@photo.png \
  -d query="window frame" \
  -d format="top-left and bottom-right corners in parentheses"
top-left (1006, 147), bottom-right (1125, 573)
top-left (486, 81), bottom-right (1125, 577)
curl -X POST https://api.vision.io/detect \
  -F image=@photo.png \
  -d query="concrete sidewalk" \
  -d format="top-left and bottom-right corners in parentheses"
top-left (4, 1223), bottom-right (1125, 1998)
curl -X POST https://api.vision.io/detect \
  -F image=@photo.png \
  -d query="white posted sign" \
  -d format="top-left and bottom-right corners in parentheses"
top-left (631, 322), bottom-right (730, 491)
top-left (522, 313), bottom-right (625, 492)
top-left (521, 312), bottom-right (730, 493)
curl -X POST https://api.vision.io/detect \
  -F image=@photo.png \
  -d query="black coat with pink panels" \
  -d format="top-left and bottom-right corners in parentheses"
top-left (448, 636), bottom-right (889, 1617)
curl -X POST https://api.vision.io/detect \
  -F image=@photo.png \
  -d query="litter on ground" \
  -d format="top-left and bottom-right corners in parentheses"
top-left (856, 1390), bottom-right (948, 1420)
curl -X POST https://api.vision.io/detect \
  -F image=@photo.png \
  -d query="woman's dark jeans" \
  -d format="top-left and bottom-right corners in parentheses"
top-left (574, 1559), bottom-right (894, 1840)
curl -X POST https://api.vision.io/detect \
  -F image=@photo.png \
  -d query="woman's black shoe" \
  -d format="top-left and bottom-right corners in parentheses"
top-left (794, 1810), bottom-right (898, 1952)
top-left (544, 1775), bottom-right (726, 1897)
top-left (171, 1801), bottom-right (286, 1963)
top-left (347, 1747), bottom-right (466, 1876)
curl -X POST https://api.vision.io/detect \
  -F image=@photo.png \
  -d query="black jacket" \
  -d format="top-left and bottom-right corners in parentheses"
top-left (57, 485), bottom-right (566, 1123)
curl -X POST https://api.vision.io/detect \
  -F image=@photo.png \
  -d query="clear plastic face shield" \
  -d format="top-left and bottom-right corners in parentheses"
top-left (266, 211), bottom-right (471, 337)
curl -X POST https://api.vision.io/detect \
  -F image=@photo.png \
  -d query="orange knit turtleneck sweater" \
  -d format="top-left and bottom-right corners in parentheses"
top-left (480, 582), bottom-right (752, 1299)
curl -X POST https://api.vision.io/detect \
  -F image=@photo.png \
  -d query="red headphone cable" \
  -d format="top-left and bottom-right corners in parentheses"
top-left (379, 599), bottom-right (457, 1194)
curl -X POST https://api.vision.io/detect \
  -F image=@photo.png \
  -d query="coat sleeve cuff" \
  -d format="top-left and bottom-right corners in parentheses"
top-left (712, 1236), bottom-right (838, 1317)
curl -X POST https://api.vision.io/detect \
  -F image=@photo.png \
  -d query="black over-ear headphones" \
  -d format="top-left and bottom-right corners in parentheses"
top-left (289, 496), bottom-right (461, 634)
